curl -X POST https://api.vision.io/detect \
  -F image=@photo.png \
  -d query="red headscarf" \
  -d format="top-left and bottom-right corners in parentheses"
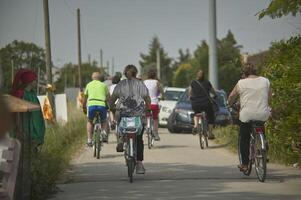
top-left (11, 69), bottom-right (37, 98)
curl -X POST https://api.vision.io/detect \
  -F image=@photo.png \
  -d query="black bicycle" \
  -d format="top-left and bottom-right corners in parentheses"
top-left (195, 112), bottom-right (209, 149)
top-left (238, 121), bottom-right (268, 182)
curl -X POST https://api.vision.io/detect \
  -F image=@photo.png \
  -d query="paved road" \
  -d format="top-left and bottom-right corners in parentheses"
top-left (51, 128), bottom-right (301, 200)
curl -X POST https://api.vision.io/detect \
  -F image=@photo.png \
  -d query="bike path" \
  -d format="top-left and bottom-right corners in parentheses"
top-left (50, 128), bottom-right (301, 200)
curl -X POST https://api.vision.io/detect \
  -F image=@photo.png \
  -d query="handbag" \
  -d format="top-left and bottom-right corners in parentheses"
top-left (193, 80), bottom-right (219, 113)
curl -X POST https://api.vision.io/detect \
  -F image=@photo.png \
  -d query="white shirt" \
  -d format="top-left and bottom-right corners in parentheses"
top-left (109, 84), bottom-right (117, 95)
top-left (237, 76), bottom-right (270, 123)
top-left (144, 79), bottom-right (159, 105)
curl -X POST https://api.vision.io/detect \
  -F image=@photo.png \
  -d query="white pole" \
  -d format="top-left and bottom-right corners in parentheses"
top-left (156, 49), bottom-right (161, 80)
top-left (209, 0), bottom-right (218, 89)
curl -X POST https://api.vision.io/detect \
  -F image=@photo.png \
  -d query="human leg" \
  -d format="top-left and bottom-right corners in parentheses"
top-left (136, 128), bottom-right (145, 174)
top-left (151, 104), bottom-right (160, 141)
top-left (239, 121), bottom-right (251, 166)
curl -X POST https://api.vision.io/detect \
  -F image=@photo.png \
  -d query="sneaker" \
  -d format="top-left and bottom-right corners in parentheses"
top-left (154, 133), bottom-right (160, 141)
top-left (116, 142), bottom-right (124, 152)
top-left (136, 162), bottom-right (145, 174)
top-left (192, 127), bottom-right (197, 135)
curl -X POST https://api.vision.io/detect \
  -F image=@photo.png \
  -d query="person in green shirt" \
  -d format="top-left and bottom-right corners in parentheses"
top-left (83, 72), bottom-right (110, 147)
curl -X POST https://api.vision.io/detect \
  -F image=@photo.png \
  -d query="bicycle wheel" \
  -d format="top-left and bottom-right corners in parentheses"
top-left (127, 158), bottom-right (135, 183)
top-left (147, 128), bottom-right (152, 149)
top-left (96, 129), bottom-right (102, 159)
top-left (238, 133), bottom-right (252, 176)
top-left (254, 133), bottom-right (267, 182)
top-left (198, 125), bottom-right (204, 149)
top-left (203, 122), bottom-right (209, 148)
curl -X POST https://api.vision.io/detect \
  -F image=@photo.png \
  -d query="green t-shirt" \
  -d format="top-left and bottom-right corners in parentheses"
top-left (84, 80), bottom-right (108, 107)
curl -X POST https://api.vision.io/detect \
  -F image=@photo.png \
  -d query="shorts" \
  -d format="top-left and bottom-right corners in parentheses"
top-left (191, 103), bottom-right (215, 124)
top-left (87, 105), bottom-right (107, 123)
top-left (150, 104), bottom-right (160, 120)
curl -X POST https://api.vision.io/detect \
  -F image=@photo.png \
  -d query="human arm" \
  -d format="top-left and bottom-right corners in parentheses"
top-left (157, 81), bottom-right (164, 100)
top-left (228, 84), bottom-right (239, 106)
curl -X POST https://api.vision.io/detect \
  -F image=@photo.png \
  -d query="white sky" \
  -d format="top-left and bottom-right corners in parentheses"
top-left (0, 0), bottom-right (300, 73)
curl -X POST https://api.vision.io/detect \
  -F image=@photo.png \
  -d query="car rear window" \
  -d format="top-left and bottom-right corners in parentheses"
top-left (164, 90), bottom-right (184, 101)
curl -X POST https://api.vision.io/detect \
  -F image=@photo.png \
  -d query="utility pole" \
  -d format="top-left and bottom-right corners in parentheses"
top-left (88, 54), bottom-right (91, 65)
top-left (111, 57), bottom-right (114, 76)
top-left (43, 0), bottom-right (52, 85)
top-left (106, 61), bottom-right (110, 75)
top-left (208, 0), bottom-right (218, 89)
top-left (77, 8), bottom-right (82, 88)
top-left (156, 49), bottom-right (161, 80)
top-left (100, 49), bottom-right (103, 68)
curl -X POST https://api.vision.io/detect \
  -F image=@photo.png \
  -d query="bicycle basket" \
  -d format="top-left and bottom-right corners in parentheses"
top-left (118, 117), bottom-right (143, 135)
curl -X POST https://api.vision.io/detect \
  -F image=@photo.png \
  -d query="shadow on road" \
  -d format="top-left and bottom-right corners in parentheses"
top-left (50, 161), bottom-right (301, 200)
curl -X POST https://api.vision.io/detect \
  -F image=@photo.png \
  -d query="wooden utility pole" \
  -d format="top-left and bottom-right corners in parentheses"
top-left (111, 57), bottom-right (115, 76)
top-left (43, 0), bottom-right (52, 85)
top-left (77, 8), bottom-right (82, 88)
top-left (100, 49), bottom-right (103, 68)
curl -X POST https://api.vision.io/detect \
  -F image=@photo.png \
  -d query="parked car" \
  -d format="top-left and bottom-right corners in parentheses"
top-left (158, 87), bottom-right (186, 126)
top-left (167, 89), bottom-right (232, 133)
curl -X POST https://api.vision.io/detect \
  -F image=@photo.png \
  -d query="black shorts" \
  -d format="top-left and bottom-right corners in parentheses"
top-left (191, 104), bottom-right (215, 124)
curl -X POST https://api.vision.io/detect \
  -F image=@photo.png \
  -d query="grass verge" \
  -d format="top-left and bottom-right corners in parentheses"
top-left (31, 106), bottom-right (86, 200)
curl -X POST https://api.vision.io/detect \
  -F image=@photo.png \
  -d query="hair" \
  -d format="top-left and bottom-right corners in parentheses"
top-left (147, 68), bottom-right (157, 79)
top-left (123, 65), bottom-right (138, 78)
top-left (196, 70), bottom-right (205, 81)
top-left (242, 63), bottom-right (257, 77)
top-left (112, 75), bottom-right (121, 84)
top-left (91, 72), bottom-right (101, 80)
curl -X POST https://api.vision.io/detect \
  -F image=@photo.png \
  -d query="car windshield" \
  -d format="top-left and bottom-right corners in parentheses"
top-left (178, 89), bottom-right (227, 107)
top-left (164, 90), bottom-right (184, 101)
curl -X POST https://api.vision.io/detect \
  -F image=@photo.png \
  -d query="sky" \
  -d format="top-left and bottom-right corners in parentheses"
top-left (0, 0), bottom-right (300, 73)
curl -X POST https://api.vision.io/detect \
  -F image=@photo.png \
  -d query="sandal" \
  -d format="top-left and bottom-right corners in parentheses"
top-left (237, 164), bottom-right (248, 172)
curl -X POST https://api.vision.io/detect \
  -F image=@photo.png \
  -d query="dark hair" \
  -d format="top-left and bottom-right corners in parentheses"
top-left (197, 70), bottom-right (204, 81)
top-left (242, 63), bottom-right (257, 77)
top-left (147, 68), bottom-right (157, 79)
top-left (123, 65), bottom-right (138, 78)
top-left (112, 75), bottom-right (121, 84)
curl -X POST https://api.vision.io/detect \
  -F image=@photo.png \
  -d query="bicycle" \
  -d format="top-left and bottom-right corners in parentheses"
top-left (146, 111), bottom-right (155, 149)
top-left (238, 120), bottom-right (268, 182)
top-left (195, 112), bottom-right (209, 149)
top-left (92, 112), bottom-right (107, 159)
top-left (118, 116), bottom-right (143, 183)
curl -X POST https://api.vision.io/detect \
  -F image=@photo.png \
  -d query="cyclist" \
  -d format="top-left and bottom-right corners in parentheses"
top-left (109, 75), bottom-right (121, 130)
top-left (189, 69), bottom-right (217, 139)
top-left (83, 72), bottom-right (110, 147)
top-left (228, 63), bottom-right (271, 172)
top-left (110, 65), bottom-right (151, 174)
top-left (143, 68), bottom-right (164, 141)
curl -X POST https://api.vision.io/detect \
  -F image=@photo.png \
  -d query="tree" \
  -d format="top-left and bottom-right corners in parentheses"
top-left (139, 36), bottom-right (172, 86)
top-left (172, 63), bottom-right (193, 87)
top-left (258, 0), bottom-right (301, 19)
top-left (0, 40), bottom-right (46, 92)
top-left (55, 62), bottom-right (101, 93)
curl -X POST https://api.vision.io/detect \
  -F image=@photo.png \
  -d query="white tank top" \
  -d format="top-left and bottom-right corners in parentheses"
top-left (144, 79), bottom-right (159, 105)
top-left (237, 76), bottom-right (270, 123)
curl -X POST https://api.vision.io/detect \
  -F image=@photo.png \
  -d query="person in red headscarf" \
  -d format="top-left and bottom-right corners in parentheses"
top-left (11, 68), bottom-right (45, 145)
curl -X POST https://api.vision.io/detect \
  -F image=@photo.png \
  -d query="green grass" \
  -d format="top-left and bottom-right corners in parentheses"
top-left (213, 125), bottom-right (239, 153)
top-left (31, 105), bottom-right (86, 200)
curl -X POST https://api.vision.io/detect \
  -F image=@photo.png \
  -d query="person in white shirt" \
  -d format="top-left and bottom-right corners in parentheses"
top-left (109, 75), bottom-right (121, 130)
top-left (144, 69), bottom-right (164, 141)
top-left (228, 63), bottom-right (272, 172)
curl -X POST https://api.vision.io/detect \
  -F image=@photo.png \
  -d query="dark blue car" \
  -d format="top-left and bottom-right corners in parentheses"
top-left (167, 89), bottom-right (232, 133)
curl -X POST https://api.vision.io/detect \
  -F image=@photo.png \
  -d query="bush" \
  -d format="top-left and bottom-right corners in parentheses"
top-left (263, 36), bottom-right (301, 165)
top-left (31, 106), bottom-right (86, 200)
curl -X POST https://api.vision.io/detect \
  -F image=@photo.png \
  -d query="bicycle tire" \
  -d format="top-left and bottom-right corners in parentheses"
top-left (255, 133), bottom-right (267, 182)
top-left (96, 129), bottom-right (101, 159)
top-left (93, 139), bottom-right (97, 157)
top-left (127, 158), bottom-right (135, 183)
top-left (147, 128), bottom-right (152, 149)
